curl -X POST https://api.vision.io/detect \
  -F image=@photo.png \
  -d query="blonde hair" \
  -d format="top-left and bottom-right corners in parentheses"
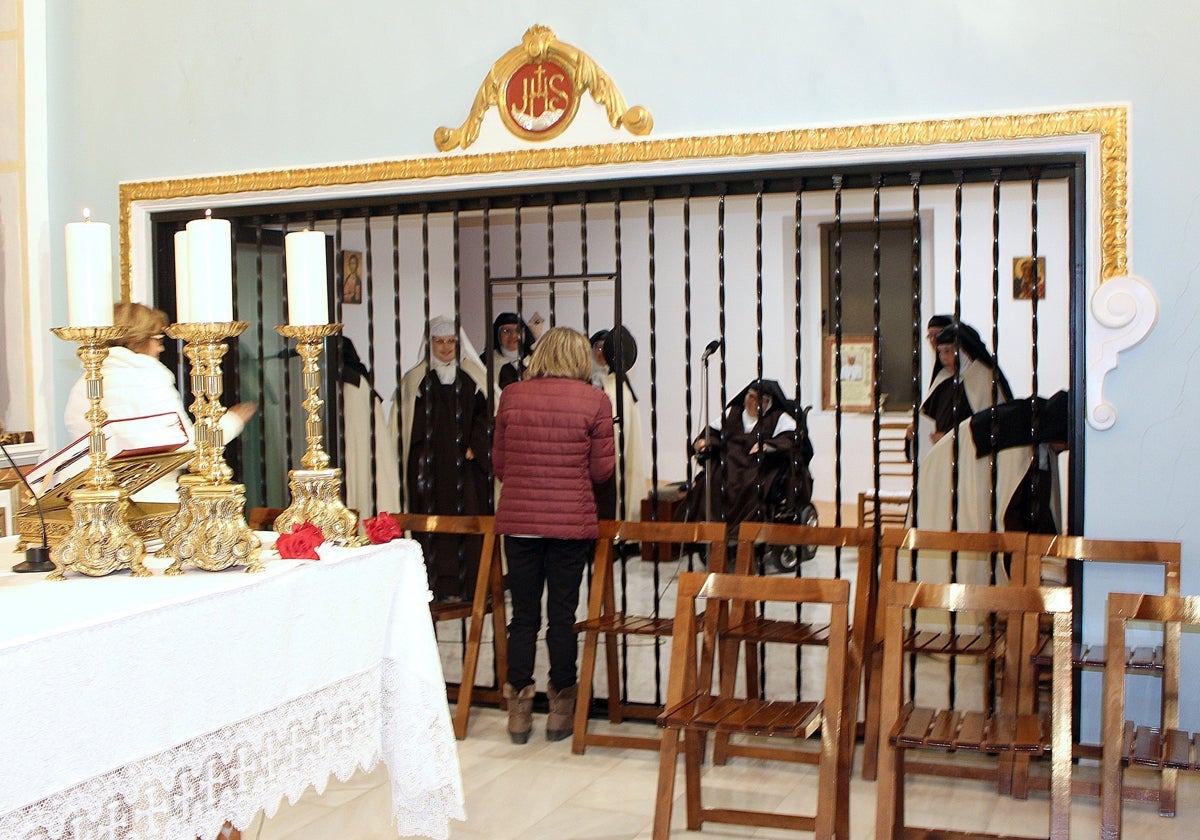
top-left (525, 327), bottom-right (592, 381)
top-left (112, 301), bottom-right (169, 349)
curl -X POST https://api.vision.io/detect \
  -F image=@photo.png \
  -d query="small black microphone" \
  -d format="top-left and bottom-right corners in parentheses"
top-left (701, 339), bottom-right (721, 361)
top-left (0, 437), bottom-right (56, 573)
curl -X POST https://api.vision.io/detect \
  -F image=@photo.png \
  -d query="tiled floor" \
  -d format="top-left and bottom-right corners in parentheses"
top-left (244, 705), bottom-right (1199, 839)
top-left (241, 547), bottom-right (1197, 838)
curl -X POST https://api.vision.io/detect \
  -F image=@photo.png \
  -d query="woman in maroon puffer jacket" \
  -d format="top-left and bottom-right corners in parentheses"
top-left (493, 326), bottom-right (615, 744)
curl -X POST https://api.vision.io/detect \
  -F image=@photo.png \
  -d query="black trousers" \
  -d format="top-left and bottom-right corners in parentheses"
top-left (504, 535), bottom-right (592, 692)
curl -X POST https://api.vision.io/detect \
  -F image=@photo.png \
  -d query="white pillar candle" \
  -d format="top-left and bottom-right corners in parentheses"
top-left (173, 230), bottom-right (191, 323)
top-left (185, 215), bottom-right (233, 323)
top-left (284, 230), bottom-right (329, 326)
top-left (65, 212), bottom-right (113, 328)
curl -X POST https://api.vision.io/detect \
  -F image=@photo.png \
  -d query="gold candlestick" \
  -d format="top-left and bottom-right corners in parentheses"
top-left (158, 321), bottom-right (262, 574)
top-left (157, 338), bottom-right (204, 556)
top-left (273, 323), bottom-right (359, 541)
top-left (48, 325), bottom-right (149, 579)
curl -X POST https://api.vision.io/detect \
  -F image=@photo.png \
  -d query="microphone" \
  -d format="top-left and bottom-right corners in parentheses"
top-left (0, 437), bottom-right (55, 573)
top-left (701, 339), bottom-right (721, 361)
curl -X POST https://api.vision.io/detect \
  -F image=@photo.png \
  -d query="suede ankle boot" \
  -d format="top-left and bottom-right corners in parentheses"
top-left (545, 683), bottom-right (577, 742)
top-left (503, 682), bottom-right (536, 744)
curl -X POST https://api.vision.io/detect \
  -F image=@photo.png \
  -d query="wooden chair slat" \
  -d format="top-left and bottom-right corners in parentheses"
top-left (766, 700), bottom-right (824, 738)
top-left (1119, 719), bottom-right (1137, 762)
top-left (926, 709), bottom-right (961, 748)
top-left (895, 706), bottom-right (936, 747)
top-left (1163, 728), bottom-right (1192, 769)
top-left (953, 711), bottom-right (988, 751)
top-left (1132, 725), bottom-right (1164, 768)
top-left (710, 699), bottom-right (766, 732)
top-left (979, 712), bottom-right (1013, 752)
top-left (1128, 645), bottom-right (1159, 670)
top-left (1012, 713), bottom-right (1047, 753)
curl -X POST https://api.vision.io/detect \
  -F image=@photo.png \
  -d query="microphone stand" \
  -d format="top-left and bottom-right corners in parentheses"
top-left (1, 438), bottom-right (55, 573)
top-left (702, 352), bottom-right (714, 524)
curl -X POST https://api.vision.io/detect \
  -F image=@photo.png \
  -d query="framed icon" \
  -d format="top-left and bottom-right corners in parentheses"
top-left (1012, 256), bottom-right (1046, 300)
top-left (342, 250), bottom-right (363, 304)
top-left (823, 335), bottom-right (875, 411)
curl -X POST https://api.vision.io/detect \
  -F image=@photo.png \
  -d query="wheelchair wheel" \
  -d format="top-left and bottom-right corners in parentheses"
top-left (764, 502), bottom-right (819, 573)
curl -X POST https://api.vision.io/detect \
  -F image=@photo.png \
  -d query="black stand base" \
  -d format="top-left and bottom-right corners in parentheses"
top-left (13, 545), bottom-right (55, 573)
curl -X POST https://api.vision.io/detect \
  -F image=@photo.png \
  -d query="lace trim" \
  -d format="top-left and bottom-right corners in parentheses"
top-left (1, 662), bottom-right (464, 840)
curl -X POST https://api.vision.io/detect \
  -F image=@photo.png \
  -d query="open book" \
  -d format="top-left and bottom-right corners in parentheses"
top-left (25, 411), bottom-right (192, 496)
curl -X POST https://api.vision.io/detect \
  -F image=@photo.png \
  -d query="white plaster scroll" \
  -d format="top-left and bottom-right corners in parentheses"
top-left (1086, 274), bottom-right (1158, 430)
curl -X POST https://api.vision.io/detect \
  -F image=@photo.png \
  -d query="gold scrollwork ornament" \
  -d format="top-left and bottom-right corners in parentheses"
top-left (273, 468), bottom-right (359, 543)
top-left (435, 23), bottom-right (653, 151)
top-left (164, 484), bottom-right (263, 574)
top-left (48, 489), bottom-right (149, 579)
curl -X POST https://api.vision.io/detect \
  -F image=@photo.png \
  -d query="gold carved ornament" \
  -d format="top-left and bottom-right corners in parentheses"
top-left (434, 24), bottom-right (653, 151)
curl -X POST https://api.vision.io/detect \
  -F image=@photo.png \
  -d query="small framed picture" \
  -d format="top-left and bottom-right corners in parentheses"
top-left (341, 250), bottom-right (363, 304)
top-left (823, 334), bottom-right (875, 412)
top-left (1012, 256), bottom-right (1046, 300)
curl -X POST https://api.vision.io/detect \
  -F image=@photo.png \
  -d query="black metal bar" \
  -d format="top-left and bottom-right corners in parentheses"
top-left (832, 175), bottom-right (844, 533)
top-left (390, 206), bottom-right (403, 510)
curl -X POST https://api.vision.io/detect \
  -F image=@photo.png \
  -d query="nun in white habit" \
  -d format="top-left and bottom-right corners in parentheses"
top-left (394, 315), bottom-right (491, 600)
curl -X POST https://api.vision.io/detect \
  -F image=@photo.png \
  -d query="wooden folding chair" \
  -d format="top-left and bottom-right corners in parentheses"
top-left (712, 522), bottom-right (873, 767)
top-left (654, 571), bottom-right (854, 840)
top-left (861, 528), bottom-right (1034, 786)
top-left (1026, 536), bottom-right (1181, 808)
top-left (572, 520), bottom-right (726, 755)
top-left (1101, 592), bottom-right (1200, 839)
top-left (875, 580), bottom-right (1073, 840)
top-left (390, 513), bottom-right (506, 740)
top-left (857, 420), bottom-right (914, 530)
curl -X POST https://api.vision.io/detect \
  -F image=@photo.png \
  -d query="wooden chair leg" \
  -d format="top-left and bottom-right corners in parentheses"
top-left (683, 728), bottom-right (705, 831)
top-left (652, 728), bottom-right (682, 840)
top-left (711, 633), bottom-right (741, 765)
top-left (603, 630), bottom-right (622, 723)
top-left (860, 645), bottom-right (882, 780)
top-left (453, 538), bottom-right (497, 739)
top-left (572, 627), bottom-right (601, 755)
top-left (1159, 767), bottom-right (1178, 817)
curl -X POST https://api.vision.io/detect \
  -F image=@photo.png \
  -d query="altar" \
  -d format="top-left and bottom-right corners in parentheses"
top-left (0, 538), bottom-right (465, 840)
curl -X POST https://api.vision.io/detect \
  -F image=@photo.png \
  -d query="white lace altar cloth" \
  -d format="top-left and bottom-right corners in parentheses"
top-left (0, 538), bottom-right (464, 839)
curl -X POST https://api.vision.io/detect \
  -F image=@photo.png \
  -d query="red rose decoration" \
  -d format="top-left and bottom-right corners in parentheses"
top-left (275, 522), bottom-right (326, 560)
top-left (363, 511), bottom-right (403, 545)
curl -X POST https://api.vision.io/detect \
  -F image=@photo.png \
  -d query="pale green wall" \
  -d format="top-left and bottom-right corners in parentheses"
top-left (38, 1), bottom-right (1200, 722)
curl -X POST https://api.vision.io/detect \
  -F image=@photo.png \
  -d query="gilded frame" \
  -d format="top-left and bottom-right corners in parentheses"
top-left (823, 335), bottom-right (876, 413)
top-left (118, 106), bottom-right (1129, 301)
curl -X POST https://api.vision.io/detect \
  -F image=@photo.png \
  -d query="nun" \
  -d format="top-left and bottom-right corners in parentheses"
top-left (396, 315), bottom-right (491, 601)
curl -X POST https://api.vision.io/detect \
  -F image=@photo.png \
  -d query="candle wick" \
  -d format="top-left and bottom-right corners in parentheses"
top-left (83, 208), bottom-right (91, 222)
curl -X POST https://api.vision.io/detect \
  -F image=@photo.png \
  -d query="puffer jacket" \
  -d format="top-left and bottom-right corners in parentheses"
top-left (493, 376), bottom-right (615, 539)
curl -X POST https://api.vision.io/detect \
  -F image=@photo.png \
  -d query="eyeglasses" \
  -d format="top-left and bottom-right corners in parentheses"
top-left (499, 326), bottom-right (521, 336)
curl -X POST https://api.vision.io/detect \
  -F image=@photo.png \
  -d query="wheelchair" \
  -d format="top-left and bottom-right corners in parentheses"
top-left (675, 405), bottom-right (818, 574)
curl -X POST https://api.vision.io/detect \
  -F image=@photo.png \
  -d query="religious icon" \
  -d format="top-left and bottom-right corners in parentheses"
top-left (342, 251), bottom-right (363, 305)
top-left (823, 335), bottom-right (875, 411)
top-left (1012, 256), bottom-right (1046, 300)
